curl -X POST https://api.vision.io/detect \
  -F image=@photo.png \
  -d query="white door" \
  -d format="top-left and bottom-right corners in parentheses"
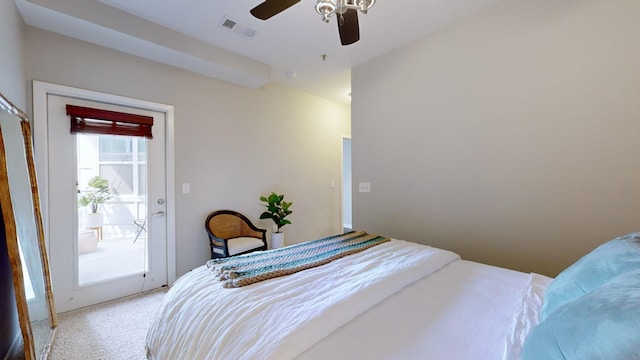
top-left (45, 94), bottom-right (168, 312)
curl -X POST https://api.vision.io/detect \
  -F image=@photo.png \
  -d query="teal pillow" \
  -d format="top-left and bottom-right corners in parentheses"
top-left (522, 270), bottom-right (640, 360)
top-left (542, 233), bottom-right (640, 319)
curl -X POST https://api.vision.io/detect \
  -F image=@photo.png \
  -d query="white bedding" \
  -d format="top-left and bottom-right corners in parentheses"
top-left (146, 239), bottom-right (459, 359)
top-left (146, 239), bottom-right (549, 360)
top-left (298, 260), bottom-right (548, 360)
top-left (503, 272), bottom-right (552, 360)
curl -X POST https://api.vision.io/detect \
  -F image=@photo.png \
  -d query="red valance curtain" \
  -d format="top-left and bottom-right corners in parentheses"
top-left (66, 105), bottom-right (153, 139)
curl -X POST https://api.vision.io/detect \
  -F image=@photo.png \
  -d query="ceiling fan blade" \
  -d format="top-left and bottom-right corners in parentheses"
top-left (250, 0), bottom-right (300, 20)
top-left (337, 9), bottom-right (360, 46)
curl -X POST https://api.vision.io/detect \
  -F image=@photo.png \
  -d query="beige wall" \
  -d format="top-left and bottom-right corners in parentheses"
top-left (25, 27), bottom-right (351, 277)
top-left (352, 0), bottom-right (640, 277)
top-left (0, 0), bottom-right (26, 107)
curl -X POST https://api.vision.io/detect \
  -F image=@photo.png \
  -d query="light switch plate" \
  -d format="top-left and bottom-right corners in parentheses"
top-left (358, 182), bottom-right (371, 193)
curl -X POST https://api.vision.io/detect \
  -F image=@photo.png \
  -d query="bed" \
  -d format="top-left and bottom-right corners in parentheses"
top-left (146, 231), bottom-right (640, 360)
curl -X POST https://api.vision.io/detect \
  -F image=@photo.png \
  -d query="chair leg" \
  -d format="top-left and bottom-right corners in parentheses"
top-left (133, 219), bottom-right (147, 243)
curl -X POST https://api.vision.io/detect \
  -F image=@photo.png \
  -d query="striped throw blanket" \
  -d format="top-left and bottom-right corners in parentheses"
top-left (206, 231), bottom-right (390, 288)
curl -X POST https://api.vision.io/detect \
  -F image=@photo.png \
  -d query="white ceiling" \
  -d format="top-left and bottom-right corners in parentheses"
top-left (16, 0), bottom-right (500, 104)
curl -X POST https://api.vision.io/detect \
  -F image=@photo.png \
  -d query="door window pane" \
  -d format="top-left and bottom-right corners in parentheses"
top-left (100, 164), bottom-right (133, 195)
top-left (137, 137), bottom-right (147, 161)
top-left (138, 164), bottom-right (147, 195)
top-left (77, 134), bottom-right (147, 285)
top-left (99, 137), bottom-right (133, 162)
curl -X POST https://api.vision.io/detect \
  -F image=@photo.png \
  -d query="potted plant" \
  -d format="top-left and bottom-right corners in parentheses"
top-left (259, 192), bottom-right (293, 248)
top-left (78, 175), bottom-right (114, 229)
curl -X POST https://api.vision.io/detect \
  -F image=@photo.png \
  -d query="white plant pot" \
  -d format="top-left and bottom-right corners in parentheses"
top-left (84, 212), bottom-right (104, 229)
top-left (78, 230), bottom-right (98, 254)
top-left (271, 232), bottom-right (285, 249)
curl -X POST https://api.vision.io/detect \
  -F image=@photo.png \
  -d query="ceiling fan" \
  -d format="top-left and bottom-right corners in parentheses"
top-left (250, 0), bottom-right (376, 46)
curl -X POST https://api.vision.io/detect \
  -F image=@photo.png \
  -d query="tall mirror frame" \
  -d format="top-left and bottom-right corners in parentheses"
top-left (0, 92), bottom-right (56, 359)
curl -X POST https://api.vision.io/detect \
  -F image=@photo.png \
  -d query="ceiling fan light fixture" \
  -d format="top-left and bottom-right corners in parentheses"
top-left (315, 0), bottom-right (337, 22)
top-left (251, 0), bottom-right (371, 45)
top-left (353, 0), bottom-right (375, 13)
top-left (316, 0), bottom-right (375, 22)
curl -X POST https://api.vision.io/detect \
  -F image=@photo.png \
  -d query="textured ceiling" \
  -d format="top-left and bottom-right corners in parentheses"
top-left (17, 0), bottom-right (501, 104)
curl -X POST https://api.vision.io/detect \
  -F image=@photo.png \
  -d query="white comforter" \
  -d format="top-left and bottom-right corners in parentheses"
top-left (146, 239), bottom-right (459, 360)
top-left (504, 272), bottom-right (552, 360)
top-left (297, 259), bottom-right (550, 360)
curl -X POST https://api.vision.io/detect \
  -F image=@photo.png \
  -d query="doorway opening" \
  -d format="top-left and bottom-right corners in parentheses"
top-left (32, 81), bottom-right (176, 312)
top-left (342, 137), bottom-right (352, 232)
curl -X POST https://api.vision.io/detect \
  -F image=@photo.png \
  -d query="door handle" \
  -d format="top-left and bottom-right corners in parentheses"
top-left (152, 211), bottom-right (165, 217)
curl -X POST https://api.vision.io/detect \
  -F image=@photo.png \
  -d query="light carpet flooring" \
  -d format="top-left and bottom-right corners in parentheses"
top-left (49, 288), bottom-right (167, 360)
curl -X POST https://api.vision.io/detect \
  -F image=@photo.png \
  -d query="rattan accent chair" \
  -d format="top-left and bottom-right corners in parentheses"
top-left (205, 210), bottom-right (267, 258)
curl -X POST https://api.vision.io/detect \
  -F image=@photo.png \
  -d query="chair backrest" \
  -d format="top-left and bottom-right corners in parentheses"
top-left (205, 210), bottom-right (267, 258)
top-left (205, 210), bottom-right (264, 239)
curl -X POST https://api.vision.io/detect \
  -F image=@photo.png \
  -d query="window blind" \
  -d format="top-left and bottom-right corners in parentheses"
top-left (66, 105), bottom-right (153, 139)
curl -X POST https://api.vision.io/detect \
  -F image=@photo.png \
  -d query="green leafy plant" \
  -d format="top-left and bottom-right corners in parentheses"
top-left (259, 192), bottom-right (293, 233)
top-left (78, 175), bottom-right (114, 213)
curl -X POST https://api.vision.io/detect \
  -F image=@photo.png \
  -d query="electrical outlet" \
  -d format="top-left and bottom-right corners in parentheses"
top-left (358, 182), bottom-right (371, 193)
